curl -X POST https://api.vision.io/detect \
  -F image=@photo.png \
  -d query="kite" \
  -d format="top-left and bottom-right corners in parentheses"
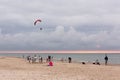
top-left (34, 19), bottom-right (42, 30)
top-left (34, 19), bottom-right (42, 26)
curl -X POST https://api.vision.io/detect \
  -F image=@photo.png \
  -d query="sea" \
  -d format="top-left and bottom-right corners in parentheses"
top-left (0, 53), bottom-right (120, 65)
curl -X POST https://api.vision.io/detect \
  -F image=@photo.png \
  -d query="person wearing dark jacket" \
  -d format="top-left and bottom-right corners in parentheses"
top-left (68, 57), bottom-right (72, 63)
top-left (104, 54), bottom-right (108, 65)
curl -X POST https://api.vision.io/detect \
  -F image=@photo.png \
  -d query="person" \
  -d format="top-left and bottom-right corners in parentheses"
top-left (31, 57), bottom-right (34, 63)
top-left (27, 56), bottom-right (29, 61)
top-left (34, 55), bottom-right (37, 63)
top-left (40, 57), bottom-right (43, 63)
top-left (48, 55), bottom-right (51, 62)
top-left (48, 61), bottom-right (53, 66)
top-left (82, 62), bottom-right (86, 64)
top-left (46, 58), bottom-right (49, 63)
top-left (27, 56), bottom-right (31, 63)
top-left (68, 57), bottom-right (72, 63)
top-left (61, 58), bottom-right (64, 62)
top-left (104, 54), bottom-right (108, 65)
top-left (95, 59), bottom-right (100, 65)
top-left (22, 55), bottom-right (24, 59)
top-left (38, 56), bottom-right (41, 63)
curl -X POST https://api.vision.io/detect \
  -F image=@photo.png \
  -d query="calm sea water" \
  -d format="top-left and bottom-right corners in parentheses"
top-left (0, 53), bottom-right (120, 64)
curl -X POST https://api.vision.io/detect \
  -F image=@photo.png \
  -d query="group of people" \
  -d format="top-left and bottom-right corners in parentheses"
top-left (26, 55), bottom-right (43, 63)
top-left (60, 57), bottom-right (72, 63)
top-left (67, 55), bottom-right (109, 65)
top-left (93, 54), bottom-right (108, 65)
top-left (26, 54), bottom-right (109, 66)
top-left (26, 55), bottom-right (53, 66)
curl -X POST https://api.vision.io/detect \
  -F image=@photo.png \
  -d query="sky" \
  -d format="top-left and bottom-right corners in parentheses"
top-left (0, 0), bottom-right (120, 51)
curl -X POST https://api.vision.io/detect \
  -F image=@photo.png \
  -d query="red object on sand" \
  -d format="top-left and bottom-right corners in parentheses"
top-left (49, 61), bottom-right (53, 66)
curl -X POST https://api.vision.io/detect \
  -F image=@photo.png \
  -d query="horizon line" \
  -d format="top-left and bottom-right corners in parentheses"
top-left (0, 50), bottom-right (120, 53)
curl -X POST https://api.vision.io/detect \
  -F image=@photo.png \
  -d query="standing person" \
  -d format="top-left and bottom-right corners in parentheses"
top-left (46, 58), bottom-right (49, 63)
top-left (27, 56), bottom-right (31, 63)
top-left (104, 54), bottom-right (108, 65)
top-left (68, 57), bottom-right (72, 63)
top-left (38, 56), bottom-right (43, 63)
top-left (38, 56), bottom-right (41, 63)
top-left (48, 55), bottom-right (51, 62)
top-left (22, 55), bottom-right (24, 59)
top-left (61, 58), bottom-right (64, 62)
top-left (34, 55), bottom-right (37, 63)
top-left (40, 57), bottom-right (43, 63)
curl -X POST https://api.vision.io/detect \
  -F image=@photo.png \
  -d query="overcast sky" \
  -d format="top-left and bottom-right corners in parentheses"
top-left (0, 0), bottom-right (120, 51)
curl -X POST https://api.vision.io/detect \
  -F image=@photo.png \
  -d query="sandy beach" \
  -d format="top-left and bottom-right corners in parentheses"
top-left (0, 57), bottom-right (120, 80)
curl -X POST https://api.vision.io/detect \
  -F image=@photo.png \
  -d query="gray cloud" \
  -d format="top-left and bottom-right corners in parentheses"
top-left (0, 0), bottom-right (120, 50)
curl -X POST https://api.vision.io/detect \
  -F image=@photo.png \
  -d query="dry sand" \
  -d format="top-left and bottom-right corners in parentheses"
top-left (0, 57), bottom-right (120, 80)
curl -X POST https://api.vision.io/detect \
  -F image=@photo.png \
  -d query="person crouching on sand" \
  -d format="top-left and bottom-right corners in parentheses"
top-left (48, 61), bottom-right (53, 66)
